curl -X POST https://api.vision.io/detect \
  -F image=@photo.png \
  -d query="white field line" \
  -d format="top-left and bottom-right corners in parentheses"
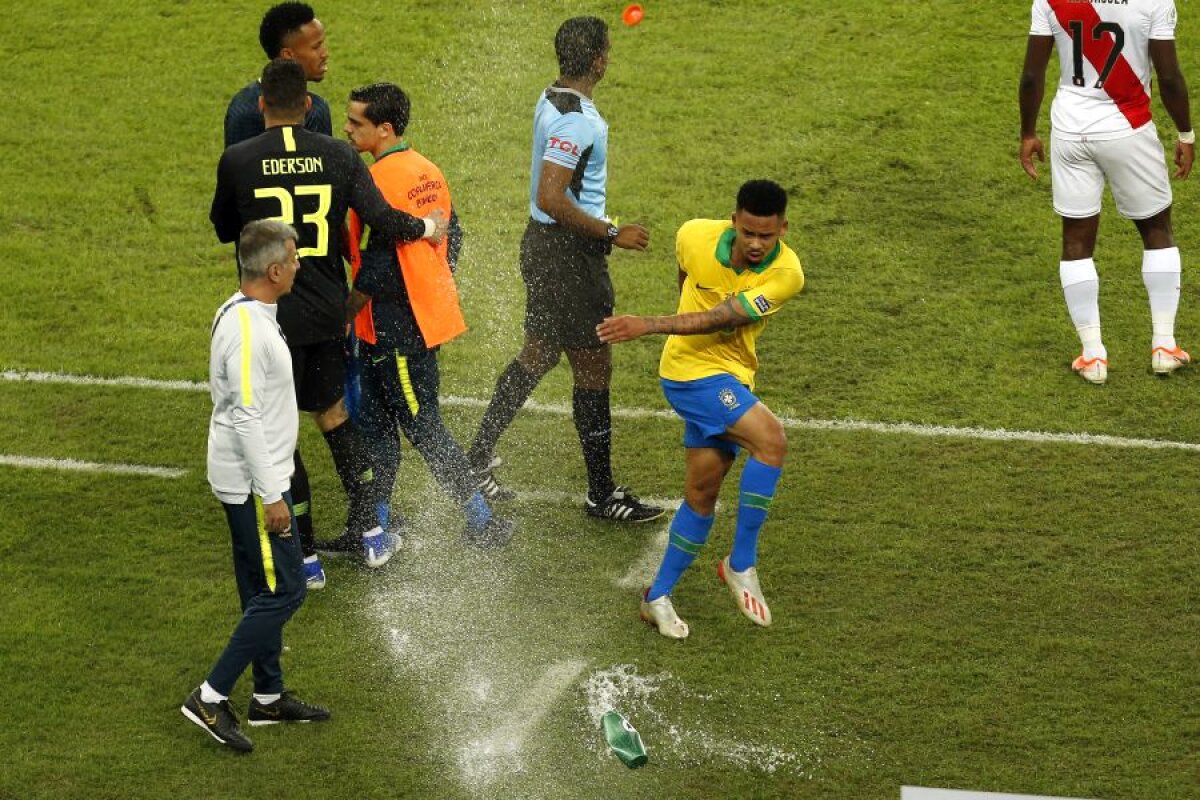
top-left (902, 788), bottom-right (1096, 800)
top-left (0, 454), bottom-right (185, 479)
top-left (616, 523), bottom-right (670, 590)
top-left (459, 658), bottom-right (588, 785)
top-left (2, 370), bottom-right (206, 393)
top-left (6, 368), bottom-right (1200, 453)
top-left (517, 490), bottom-right (678, 594)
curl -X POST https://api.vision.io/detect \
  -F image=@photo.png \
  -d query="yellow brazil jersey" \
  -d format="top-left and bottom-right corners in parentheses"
top-left (659, 218), bottom-right (803, 390)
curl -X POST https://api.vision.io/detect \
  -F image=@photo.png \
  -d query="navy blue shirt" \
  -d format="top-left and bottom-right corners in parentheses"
top-left (224, 80), bottom-right (333, 148)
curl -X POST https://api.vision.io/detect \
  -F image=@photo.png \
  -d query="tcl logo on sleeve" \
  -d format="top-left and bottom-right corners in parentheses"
top-left (548, 137), bottom-right (580, 156)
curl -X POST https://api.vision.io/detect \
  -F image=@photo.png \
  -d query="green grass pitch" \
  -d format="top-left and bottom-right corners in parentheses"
top-left (1, 2), bottom-right (1198, 798)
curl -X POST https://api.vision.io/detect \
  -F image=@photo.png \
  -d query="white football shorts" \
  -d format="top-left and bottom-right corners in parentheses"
top-left (1050, 123), bottom-right (1172, 220)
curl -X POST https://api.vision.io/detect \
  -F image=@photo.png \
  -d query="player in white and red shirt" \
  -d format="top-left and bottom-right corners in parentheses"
top-left (1019, 0), bottom-right (1193, 385)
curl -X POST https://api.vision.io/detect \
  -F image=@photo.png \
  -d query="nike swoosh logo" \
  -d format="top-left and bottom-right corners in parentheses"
top-left (259, 706), bottom-right (281, 717)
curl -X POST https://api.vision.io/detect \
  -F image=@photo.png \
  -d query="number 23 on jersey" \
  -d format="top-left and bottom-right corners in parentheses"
top-left (253, 184), bottom-right (332, 257)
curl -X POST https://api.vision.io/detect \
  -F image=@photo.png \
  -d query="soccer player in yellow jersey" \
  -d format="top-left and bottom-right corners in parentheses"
top-left (598, 180), bottom-right (803, 639)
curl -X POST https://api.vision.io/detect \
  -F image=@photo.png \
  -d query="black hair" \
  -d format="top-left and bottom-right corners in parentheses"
top-left (349, 82), bottom-right (411, 137)
top-left (555, 16), bottom-right (608, 78)
top-left (736, 180), bottom-right (788, 217)
top-left (259, 2), bottom-right (316, 58)
top-left (261, 58), bottom-right (308, 114)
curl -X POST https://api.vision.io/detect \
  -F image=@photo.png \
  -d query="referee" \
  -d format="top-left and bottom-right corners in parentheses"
top-left (181, 220), bottom-right (329, 752)
top-left (211, 59), bottom-right (447, 585)
top-left (466, 16), bottom-right (664, 524)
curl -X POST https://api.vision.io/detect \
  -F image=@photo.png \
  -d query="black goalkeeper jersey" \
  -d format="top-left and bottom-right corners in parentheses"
top-left (210, 125), bottom-right (427, 345)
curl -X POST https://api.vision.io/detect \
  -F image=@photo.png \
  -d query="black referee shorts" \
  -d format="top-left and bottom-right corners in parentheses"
top-left (289, 338), bottom-right (346, 413)
top-left (519, 219), bottom-right (614, 351)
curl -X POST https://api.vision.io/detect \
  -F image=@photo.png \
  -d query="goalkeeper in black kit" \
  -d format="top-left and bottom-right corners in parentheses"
top-left (211, 59), bottom-right (448, 587)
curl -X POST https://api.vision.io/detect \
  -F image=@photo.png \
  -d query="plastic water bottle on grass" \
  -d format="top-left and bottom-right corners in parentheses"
top-left (601, 710), bottom-right (647, 768)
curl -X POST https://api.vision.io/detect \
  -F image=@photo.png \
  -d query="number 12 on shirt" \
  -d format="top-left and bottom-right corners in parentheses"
top-left (1068, 19), bottom-right (1125, 89)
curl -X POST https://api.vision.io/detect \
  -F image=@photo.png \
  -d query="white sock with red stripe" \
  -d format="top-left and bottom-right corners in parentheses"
top-left (1060, 258), bottom-right (1105, 360)
top-left (1142, 247), bottom-right (1181, 351)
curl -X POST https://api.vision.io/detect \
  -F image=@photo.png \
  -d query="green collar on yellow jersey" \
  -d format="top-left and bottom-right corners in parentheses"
top-left (716, 227), bottom-right (779, 274)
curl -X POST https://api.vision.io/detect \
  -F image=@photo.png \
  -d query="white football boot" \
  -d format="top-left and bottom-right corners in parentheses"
top-left (718, 556), bottom-right (772, 627)
top-left (640, 591), bottom-right (689, 639)
top-left (1071, 354), bottom-right (1108, 385)
top-left (1151, 346), bottom-right (1190, 375)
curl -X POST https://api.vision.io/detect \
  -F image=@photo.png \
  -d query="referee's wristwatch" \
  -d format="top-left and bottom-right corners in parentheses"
top-left (605, 223), bottom-right (620, 243)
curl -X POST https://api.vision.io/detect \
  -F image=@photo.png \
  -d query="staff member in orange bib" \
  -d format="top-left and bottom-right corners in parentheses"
top-left (340, 82), bottom-right (514, 548)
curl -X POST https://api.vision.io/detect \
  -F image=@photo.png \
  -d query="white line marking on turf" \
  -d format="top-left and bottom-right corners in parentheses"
top-left (616, 524), bottom-right (669, 590)
top-left (518, 491), bottom-right (676, 593)
top-left (0, 454), bottom-right (185, 479)
top-left (7, 369), bottom-right (1200, 453)
top-left (2, 369), bottom-right (206, 393)
top-left (902, 788), bottom-right (1097, 800)
top-left (459, 658), bottom-right (588, 786)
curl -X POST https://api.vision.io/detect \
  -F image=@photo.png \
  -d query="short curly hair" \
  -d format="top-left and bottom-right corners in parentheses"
top-left (736, 180), bottom-right (788, 217)
top-left (259, 3), bottom-right (316, 59)
top-left (555, 16), bottom-right (608, 78)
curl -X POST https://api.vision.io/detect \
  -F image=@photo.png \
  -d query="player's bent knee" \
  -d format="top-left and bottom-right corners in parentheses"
top-left (774, 427), bottom-right (788, 462)
top-left (518, 351), bottom-right (560, 377)
top-left (758, 439), bottom-right (786, 467)
top-left (753, 418), bottom-right (787, 466)
top-left (1135, 208), bottom-right (1175, 249)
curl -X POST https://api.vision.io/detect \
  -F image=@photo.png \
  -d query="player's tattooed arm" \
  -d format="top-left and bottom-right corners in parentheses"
top-left (597, 298), bottom-right (752, 343)
top-left (648, 297), bottom-right (753, 335)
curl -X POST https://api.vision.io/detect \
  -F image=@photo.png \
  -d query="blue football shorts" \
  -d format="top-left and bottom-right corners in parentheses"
top-left (660, 374), bottom-right (759, 455)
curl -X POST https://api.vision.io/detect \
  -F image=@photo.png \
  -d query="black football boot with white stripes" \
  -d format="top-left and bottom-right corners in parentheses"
top-left (585, 486), bottom-right (665, 523)
top-left (472, 455), bottom-right (516, 502)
